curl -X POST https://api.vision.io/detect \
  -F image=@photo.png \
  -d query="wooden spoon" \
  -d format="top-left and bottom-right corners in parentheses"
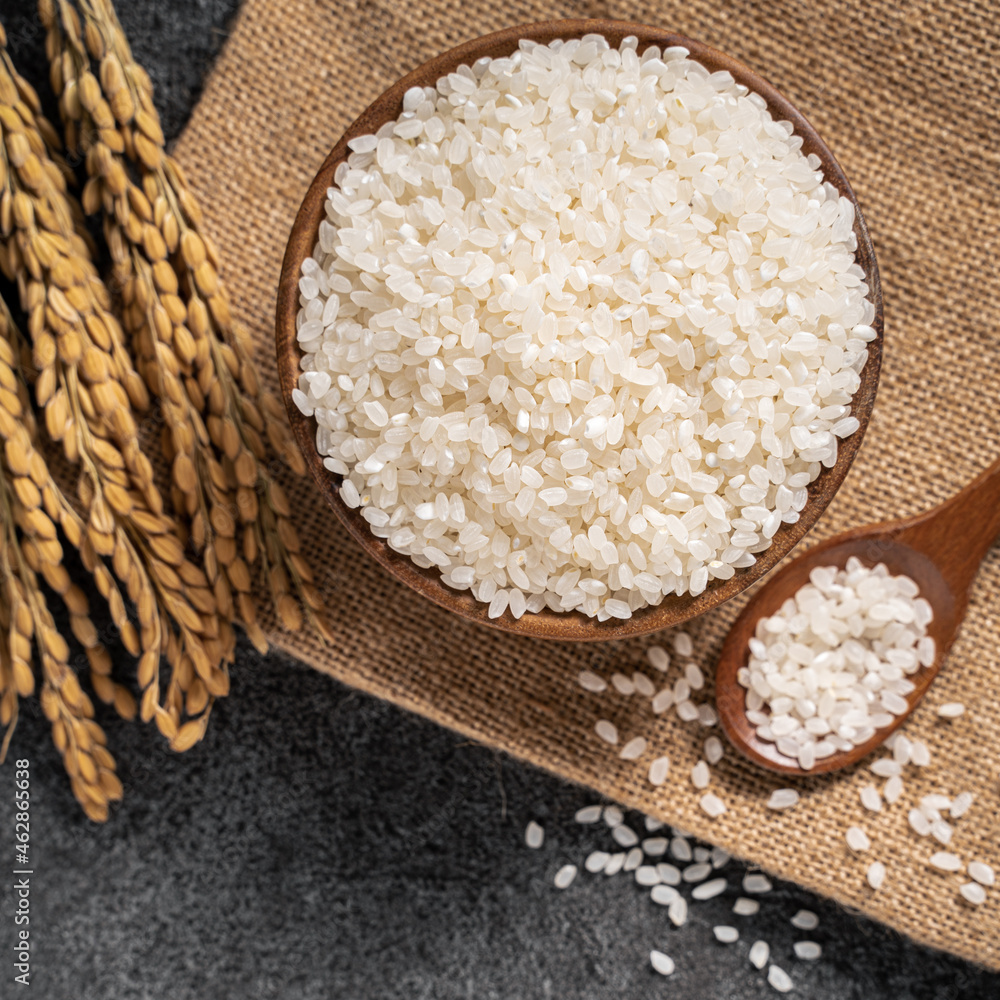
top-left (716, 457), bottom-right (1000, 774)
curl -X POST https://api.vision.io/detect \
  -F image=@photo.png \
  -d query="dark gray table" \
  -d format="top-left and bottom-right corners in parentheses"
top-left (0, 3), bottom-right (996, 997)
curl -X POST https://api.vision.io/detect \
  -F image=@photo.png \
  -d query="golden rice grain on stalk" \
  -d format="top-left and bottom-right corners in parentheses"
top-left (1, 29), bottom-right (228, 790)
top-left (0, 424), bottom-right (119, 820)
top-left (0, 297), bottom-right (135, 783)
top-left (44, 0), bottom-right (331, 650)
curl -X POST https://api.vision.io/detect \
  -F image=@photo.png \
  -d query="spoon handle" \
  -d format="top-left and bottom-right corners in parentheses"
top-left (895, 456), bottom-right (1000, 597)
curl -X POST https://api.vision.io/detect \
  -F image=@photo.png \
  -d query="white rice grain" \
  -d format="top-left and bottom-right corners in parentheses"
top-left (611, 673), bottom-right (636, 696)
top-left (867, 860), bottom-right (887, 890)
top-left (524, 820), bottom-right (544, 849)
top-left (712, 847), bottom-right (731, 869)
top-left (585, 851), bottom-right (611, 874)
top-left (743, 873), bottom-right (773, 894)
top-left (910, 740), bottom-right (931, 767)
top-left (846, 827), bottom-right (871, 852)
top-left (768, 964), bottom-right (794, 992)
top-left (683, 862), bottom-right (713, 883)
top-left (693, 878), bottom-right (728, 901)
top-left (860, 786), bottom-right (882, 812)
top-left (691, 761), bottom-right (711, 790)
top-left (704, 737), bottom-right (724, 766)
top-left (635, 865), bottom-right (661, 887)
top-left (632, 672), bottom-right (656, 698)
top-left (620, 736), bottom-right (648, 761)
top-left (929, 852), bottom-right (962, 873)
top-left (950, 792), bottom-right (974, 819)
top-left (884, 775), bottom-right (904, 805)
top-left (554, 864), bottom-right (577, 889)
top-left (642, 837), bottom-right (668, 857)
top-left (646, 647), bottom-right (670, 672)
top-left (604, 853), bottom-right (626, 876)
top-left (968, 861), bottom-right (995, 886)
top-left (908, 809), bottom-right (932, 836)
top-left (648, 756), bottom-right (671, 786)
top-left (960, 882), bottom-right (986, 905)
top-left (595, 720), bottom-right (619, 745)
top-left (657, 864), bottom-right (682, 886)
top-left (668, 895), bottom-right (688, 927)
top-left (871, 759), bottom-right (902, 778)
top-left (650, 950), bottom-right (676, 976)
top-left (700, 793), bottom-right (727, 818)
top-left (577, 670), bottom-right (607, 693)
top-left (670, 837), bottom-right (693, 862)
top-left (612, 825), bottom-right (639, 849)
top-left (767, 788), bottom-right (800, 810)
top-left (651, 884), bottom-right (680, 906)
top-left (793, 941), bottom-right (822, 960)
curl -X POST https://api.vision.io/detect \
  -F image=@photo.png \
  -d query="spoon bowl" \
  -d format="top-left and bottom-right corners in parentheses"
top-left (716, 457), bottom-right (1000, 774)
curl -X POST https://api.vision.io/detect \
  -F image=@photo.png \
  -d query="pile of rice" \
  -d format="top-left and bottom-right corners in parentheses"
top-left (739, 560), bottom-right (935, 770)
top-left (293, 34), bottom-right (876, 621)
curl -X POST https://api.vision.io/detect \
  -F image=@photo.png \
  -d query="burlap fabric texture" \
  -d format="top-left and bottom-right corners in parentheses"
top-left (171, 0), bottom-right (1000, 967)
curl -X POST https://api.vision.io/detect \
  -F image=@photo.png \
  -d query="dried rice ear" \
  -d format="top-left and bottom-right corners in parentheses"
top-left (40, 0), bottom-right (329, 648)
top-left (0, 295), bottom-right (125, 817)
top-left (0, 26), bottom-right (225, 758)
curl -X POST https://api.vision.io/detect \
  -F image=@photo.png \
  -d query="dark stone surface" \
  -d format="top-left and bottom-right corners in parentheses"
top-left (0, 2), bottom-right (998, 998)
top-left (3, 645), bottom-right (998, 1000)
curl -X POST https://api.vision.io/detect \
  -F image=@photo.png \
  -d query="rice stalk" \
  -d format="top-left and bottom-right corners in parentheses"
top-left (43, 0), bottom-right (330, 645)
top-left (40, 0), bottom-right (259, 652)
top-left (0, 296), bottom-right (136, 722)
top-left (0, 297), bottom-right (123, 819)
top-left (0, 32), bottom-right (227, 751)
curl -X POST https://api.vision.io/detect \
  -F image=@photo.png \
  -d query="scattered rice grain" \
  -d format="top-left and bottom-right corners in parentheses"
top-left (554, 864), bottom-right (577, 889)
top-left (846, 827), bottom-right (871, 852)
top-left (650, 950), bottom-right (676, 976)
top-left (794, 941), bottom-right (822, 960)
top-left (767, 788), bottom-right (800, 810)
top-left (749, 940), bottom-right (770, 969)
top-left (867, 860), bottom-right (887, 890)
top-left (525, 820), bottom-right (544, 849)
top-left (694, 878), bottom-right (728, 900)
top-left (768, 964), bottom-right (794, 993)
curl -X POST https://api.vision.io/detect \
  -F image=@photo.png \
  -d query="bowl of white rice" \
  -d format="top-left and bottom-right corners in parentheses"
top-left (276, 19), bottom-right (882, 640)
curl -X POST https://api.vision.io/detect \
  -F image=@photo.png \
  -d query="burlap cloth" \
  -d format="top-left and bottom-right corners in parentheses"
top-left (172, 0), bottom-right (1000, 967)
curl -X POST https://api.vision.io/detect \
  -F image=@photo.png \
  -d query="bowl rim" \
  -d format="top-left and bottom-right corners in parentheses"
top-left (275, 17), bottom-right (884, 642)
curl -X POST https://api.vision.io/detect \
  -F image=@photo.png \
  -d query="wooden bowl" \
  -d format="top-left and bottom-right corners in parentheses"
top-left (275, 18), bottom-right (883, 642)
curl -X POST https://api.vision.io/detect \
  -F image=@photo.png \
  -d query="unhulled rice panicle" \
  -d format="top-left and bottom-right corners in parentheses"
top-left (0, 294), bottom-right (125, 820)
top-left (294, 35), bottom-right (876, 621)
top-left (0, 32), bottom-right (226, 754)
top-left (43, 0), bottom-right (329, 645)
